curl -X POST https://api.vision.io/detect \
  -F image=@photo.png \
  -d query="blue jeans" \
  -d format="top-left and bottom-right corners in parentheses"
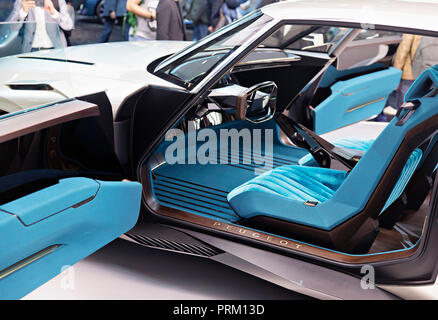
top-left (99, 17), bottom-right (129, 42)
top-left (99, 18), bottom-right (115, 43)
top-left (193, 23), bottom-right (208, 42)
top-left (387, 79), bottom-right (415, 109)
top-left (374, 79), bottom-right (415, 122)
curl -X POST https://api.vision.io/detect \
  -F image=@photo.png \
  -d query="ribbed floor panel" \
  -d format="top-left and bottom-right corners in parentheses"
top-left (151, 142), bottom-right (307, 222)
top-left (153, 174), bottom-right (239, 221)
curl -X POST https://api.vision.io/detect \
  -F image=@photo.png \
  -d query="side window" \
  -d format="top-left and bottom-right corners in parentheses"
top-left (260, 25), bottom-right (351, 53)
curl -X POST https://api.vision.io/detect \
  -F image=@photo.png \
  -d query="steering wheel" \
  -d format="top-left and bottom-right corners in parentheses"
top-left (236, 81), bottom-right (278, 124)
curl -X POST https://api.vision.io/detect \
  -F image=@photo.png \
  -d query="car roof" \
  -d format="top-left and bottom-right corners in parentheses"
top-left (261, 0), bottom-right (438, 33)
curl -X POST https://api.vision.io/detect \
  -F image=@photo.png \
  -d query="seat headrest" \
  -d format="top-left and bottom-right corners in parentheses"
top-left (405, 65), bottom-right (438, 102)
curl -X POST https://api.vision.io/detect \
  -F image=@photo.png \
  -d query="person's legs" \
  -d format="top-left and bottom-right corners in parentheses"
top-left (396, 79), bottom-right (415, 107)
top-left (373, 112), bottom-right (387, 122)
top-left (99, 18), bottom-right (114, 43)
top-left (123, 21), bottom-right (130, 41)
top-left (197, 24), bottom-right (209, 40)
top-left (62, 29), bottom-right (72, 46)
top-left (193, 24), bottom-right (200, 42)
top-left (373, 78), bottom-right (415, 122)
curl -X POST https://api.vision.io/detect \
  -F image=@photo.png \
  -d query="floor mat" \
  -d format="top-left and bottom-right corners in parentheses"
top-left (151, 142), bottom-right (309, 222)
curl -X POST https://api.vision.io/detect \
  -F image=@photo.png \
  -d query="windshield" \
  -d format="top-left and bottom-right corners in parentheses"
top-left (153, 11), bottom-right (272, 89)
top-left (0, 21), bottom-right (74, 119)
top-left (152, 12), bottom-right (354, 89)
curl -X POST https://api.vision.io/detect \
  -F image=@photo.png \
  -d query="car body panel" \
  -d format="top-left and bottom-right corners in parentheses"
top-left (261, 0), bottom-right (438, 33)
top-left (0, 41), bottom-right (189, 114)
top-left (172, 227), bottom-right (399, 300)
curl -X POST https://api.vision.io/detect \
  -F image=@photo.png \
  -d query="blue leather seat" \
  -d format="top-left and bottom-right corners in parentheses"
top-left (227, 65), bottom-right (438, 252)
top-left (228, 148), bottom-right (422, 229)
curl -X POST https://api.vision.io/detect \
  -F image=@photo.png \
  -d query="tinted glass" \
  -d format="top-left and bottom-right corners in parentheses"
top-left (154, 11), bottom-right (271, 88)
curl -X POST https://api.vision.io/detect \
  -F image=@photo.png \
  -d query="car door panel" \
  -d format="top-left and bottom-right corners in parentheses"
top-left (0, 97), bottom-right (142, 299)
top-left (0, 178), bottom-right (142, 300)
top-left (313, 67), bottom-right (402, 134)
top-left (0, 99), bottom-right (99, 144)
top-left (336, 35), bottom-right (402, 70)
top-left (0, 177), bottom-right (99, 226)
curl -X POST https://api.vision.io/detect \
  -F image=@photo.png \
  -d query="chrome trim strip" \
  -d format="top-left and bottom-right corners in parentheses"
top-left (151, 160), bottom-right (167, 171)
top-left (346, 97), bottom-right (385, 113)
top-left (0, 245), bottom-right (60, 280)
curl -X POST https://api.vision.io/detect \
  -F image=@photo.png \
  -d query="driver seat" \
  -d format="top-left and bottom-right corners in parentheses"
top-left (227, 65), bottom-right (438, 253)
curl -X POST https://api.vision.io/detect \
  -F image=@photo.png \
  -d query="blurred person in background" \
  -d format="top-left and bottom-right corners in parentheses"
top-left (99, 0), bottom-right (128, 42)
top-left (375, 33), bottom-right (423, 122)
top-left (8, 0), bottom-right (73, 52)
top-left (206, 0), bottom-right (222, 33)
top-left (392, 34), bottom-right (423, 108)
top-left (62, 0), bottom-right (74, 46)
top-left (156, 0), bottom-right (186, 40)
top-left (206, 0), bottom-right (242, 33)
top-left (384, 35), bottom-right (438, 121)
top-left (239, 0), bottom-right (277, 17)
top-left (237, 0), bottom-right (252, 17)
top-left (412, 36), bottom-right (438, 79)
top-left (185, 0), bottom-right (208, 41)
top-left (126, 0), bottom-right (157, 41)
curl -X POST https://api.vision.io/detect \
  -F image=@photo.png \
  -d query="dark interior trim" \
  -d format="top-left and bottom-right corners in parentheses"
top-left (0, 100), bottom-right (99, 144)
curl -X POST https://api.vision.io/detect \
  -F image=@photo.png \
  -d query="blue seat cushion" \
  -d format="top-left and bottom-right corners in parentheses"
top-left (228, 144), bottom-right (423, 229)
top-left (228, 166), bottom-right (347, 204)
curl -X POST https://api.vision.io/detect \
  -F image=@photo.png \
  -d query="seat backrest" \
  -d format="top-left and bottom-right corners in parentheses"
top-left (321, 65), bottom-right (438, 227)
top-left (325, 137), bottom-right (423, 215)
top-left (380, 147), bottom-right (422, 213)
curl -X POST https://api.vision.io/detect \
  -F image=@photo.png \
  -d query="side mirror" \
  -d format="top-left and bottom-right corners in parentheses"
top-left (236, 81), bottom-right (277, 123)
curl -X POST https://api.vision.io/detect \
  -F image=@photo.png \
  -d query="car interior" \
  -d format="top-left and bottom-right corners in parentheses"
top-left (0, 20), bottom-right (436, 274)
top-left (142, 24), bottom-right (438, 259)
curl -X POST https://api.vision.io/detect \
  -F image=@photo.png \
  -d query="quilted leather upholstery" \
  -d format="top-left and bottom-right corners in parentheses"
top-left (228, 144), bottom-right (423, 228)
top-left (227, 166), bottom-right (347, 203)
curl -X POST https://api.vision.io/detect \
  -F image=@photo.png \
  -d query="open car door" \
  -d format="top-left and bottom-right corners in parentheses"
top-left (312, 34), bottom-right (403, 133)
top-left (0, 98), bottom-right (142, 299)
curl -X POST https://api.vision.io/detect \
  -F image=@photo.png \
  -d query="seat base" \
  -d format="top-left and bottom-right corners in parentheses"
top-left (240, 214), bottom-right (379, 254)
